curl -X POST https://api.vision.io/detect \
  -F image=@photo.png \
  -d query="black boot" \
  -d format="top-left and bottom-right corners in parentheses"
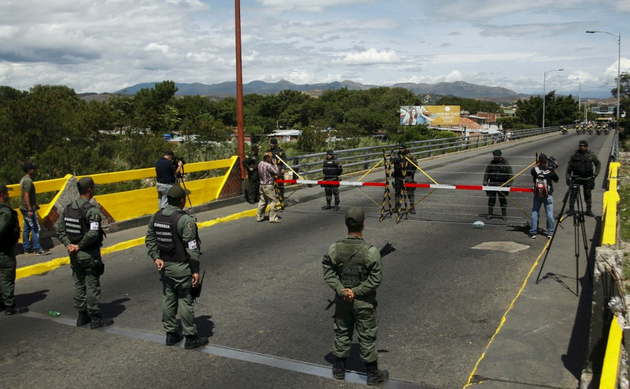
top-left (501, 208), bottom-right (507, 221)
top-left (332, 357), bottom-right (346, 380)
top-left (322, 201), bottom-right (332, 210)
top-left (5, 305), bottom-right (29, 315)
top-left (365, 361), bottom-right (389, 386)
top-left (585, 207), bottom-right (595, 217)
top-left (166, 332), bottom-right (183, 346)
top-left (185, 334), bottom-right (209, 349)
top-left (77, 310), bottom-right (90, 327)
top-left (89, 314), bottom-right (114, 329)
top-left (486, 208), bottom-right (493, 220)
top-left (0, 302), bottom-right (6, 312)
top-left (334, 202), bottom-right (340, 211)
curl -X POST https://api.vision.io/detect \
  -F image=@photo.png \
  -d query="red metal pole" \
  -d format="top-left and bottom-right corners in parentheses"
top-left (235, 0), bottom-right (245, 179)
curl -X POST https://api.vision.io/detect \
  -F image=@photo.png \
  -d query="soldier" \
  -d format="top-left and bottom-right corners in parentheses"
top-left (242, 144), bottom-right (260, 204)
top-left (0, 184), bottom-right (29, 315)
top-left (267, 139), bottom-right (287, 211)
top-left (392, 143), bottom-right (417, 214)
top-left (321, 150), bottom-right (343, 211)
top-left (57, 177), bottom-right (113, 328)
top-left (566, 140), bottom-right (601, 217)
top-left (322, 207), bottom-right (389, 386)
top-left (483, 150), bottom-right (513, 220)
top-left (146, 185), bottom-right (208, 349)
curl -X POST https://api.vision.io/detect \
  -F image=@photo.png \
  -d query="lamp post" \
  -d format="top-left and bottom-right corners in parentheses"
top-left (586, 30), bottom-right (621, 130)
top-left (542, 68), bottom-right (564, 129)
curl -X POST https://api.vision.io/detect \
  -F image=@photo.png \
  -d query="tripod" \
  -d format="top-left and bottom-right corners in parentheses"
top-left (175, 164), bottom-right (196, 221)
top-left (535, 178), bottom-right (591, 295)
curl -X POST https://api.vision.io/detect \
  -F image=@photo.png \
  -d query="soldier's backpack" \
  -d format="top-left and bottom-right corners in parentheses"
top-left (533, 167), bottom-right (549, 198)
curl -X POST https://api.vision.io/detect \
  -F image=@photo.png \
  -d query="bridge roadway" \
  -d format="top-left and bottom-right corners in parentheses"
top-left (0, 132), bottom-right (612, 388)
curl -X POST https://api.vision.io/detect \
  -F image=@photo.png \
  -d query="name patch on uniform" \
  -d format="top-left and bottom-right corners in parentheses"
top-left (187, 240), bottom-right (198, 250)
top-left (90, 222), bottom-right (100, 231)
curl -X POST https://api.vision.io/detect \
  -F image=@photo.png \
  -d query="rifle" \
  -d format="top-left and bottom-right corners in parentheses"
top-left (325, 242), bottom-right (396, 310)
top-left (192, 271), bottom-right (206, 300)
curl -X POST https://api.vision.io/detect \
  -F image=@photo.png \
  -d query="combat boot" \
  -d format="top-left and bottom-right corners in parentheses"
top-left (332, 357), bottom-right (346, 380)
top-left (486, 207), bottom-right (493, 220)
top-left (185, 334), bottom-right (209, 349)
top-left (365, 361), bottom-right (389, 386)
top-left (5, 305), bottom-right (29, 315)
top-left (89, 314), bottom-right (114, 329)
top-left (585, 207), bottom-right (595, 217)
top-left (166, 332), bottom-right (183, 346)
top-left (76, 310), bottom-right (90, 327)
top-left (334, 201), bottom-right (340, 211)
top-left (0, 302), bottom-right (5, 312)
top-left (501, 208), bottom-right (507, 221)
top-left (322, 201), bottom-right (332, 210)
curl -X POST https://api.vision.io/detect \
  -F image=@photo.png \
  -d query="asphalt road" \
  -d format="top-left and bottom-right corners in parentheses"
top-left (0, 132), bottom-right (610, 389)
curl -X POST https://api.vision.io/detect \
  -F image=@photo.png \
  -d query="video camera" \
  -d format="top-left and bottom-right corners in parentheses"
top-left (172, 155), bottom-right (186, 167)
top-left (548, 156), bottom-right (557, 170)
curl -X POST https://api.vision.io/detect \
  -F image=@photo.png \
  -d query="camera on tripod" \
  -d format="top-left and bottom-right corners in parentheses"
top-left (547, 156), bottom-right (557, 170)
top-left (172, 156), bottom-right (186, 167)
top-left (569, 175), bottom-right (581, 190)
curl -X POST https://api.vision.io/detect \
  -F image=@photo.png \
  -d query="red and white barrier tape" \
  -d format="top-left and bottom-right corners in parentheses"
top-left (276, 179), bottom-right (533, 193)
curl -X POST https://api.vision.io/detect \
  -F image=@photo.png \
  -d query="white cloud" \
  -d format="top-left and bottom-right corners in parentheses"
top-left (335, 48), bottom-right (401, 65)
top-left (257, 0), bottom-right (375, 12)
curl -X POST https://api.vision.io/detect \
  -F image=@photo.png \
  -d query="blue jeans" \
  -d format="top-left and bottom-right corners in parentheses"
top-left (20, 210), bottom-right (42, 251)
top-left (156, 183), bottom-right (173, 210)
top-left (530, 195), bottom-right (555, 236)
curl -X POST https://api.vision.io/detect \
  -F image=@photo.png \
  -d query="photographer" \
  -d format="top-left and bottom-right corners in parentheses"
top-left (565, 140), bottom-right (601, 217)
top-left (529, 154), bottom-right (559, 239)
top-left (156, 150), bottom-right (184, 210)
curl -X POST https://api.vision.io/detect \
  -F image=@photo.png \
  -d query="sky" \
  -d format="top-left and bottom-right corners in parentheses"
top-left (0, 0), bottom-right (628, 98)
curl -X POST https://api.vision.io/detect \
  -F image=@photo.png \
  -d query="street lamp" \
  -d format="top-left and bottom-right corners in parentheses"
top-left (586, 30), bottom-right (621, 130)
top-left (543, 68), bottom-right (564, 129)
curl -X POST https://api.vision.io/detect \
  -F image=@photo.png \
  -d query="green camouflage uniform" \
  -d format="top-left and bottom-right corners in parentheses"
top-left (57, 198), bottom-right (105, 316)
top-left (566, 149), bottom-right (601, 211)
top-left (0, 202), bottom-right (20, 308)
top-left (322, 236), bottom-right (383, 363)
top-left (146, 205), bottom-right (201, 336)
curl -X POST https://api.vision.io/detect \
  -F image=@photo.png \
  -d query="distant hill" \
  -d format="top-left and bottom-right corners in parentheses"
top-left (112, 80), bottom-right (530, 101)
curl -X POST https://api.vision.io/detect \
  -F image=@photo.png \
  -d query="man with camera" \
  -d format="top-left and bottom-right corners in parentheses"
top-left (57, 177), bottom-right (113, 329)
top-left (156, 150), bottom-right (184, 210)
top-left (566, 140), bottom-right (601, 217)
top-left (529, 154), bottom-right (559, 239)
top-left (256, 152), bottom-right (281, 223)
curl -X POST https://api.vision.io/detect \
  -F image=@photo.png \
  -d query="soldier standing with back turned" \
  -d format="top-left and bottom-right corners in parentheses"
top-left (242, 144), bottom-right (260, 204)
top-left (57, 177), bottom-right (113, 328)
top-left (146, 185), bottom-right (208, 349)
top-left (483, 149), bottom-right (513, 220)
top-left (322, 207), bottom-right (389, 386)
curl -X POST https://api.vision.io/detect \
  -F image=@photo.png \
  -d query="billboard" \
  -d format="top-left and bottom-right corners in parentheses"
top-left (400, 105), bottom-right (460, 126)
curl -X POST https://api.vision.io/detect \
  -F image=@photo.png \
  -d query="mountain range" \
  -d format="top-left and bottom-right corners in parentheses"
top-left (107, 80), bottom-right (532, 102)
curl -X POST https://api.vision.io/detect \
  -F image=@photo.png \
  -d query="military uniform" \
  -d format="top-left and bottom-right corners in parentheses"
top-left (242, 147), bottom-right (260, 204)
top-left (57, 178), bottom-right (112, 328)
top-left (0, 184), bottom-right (29, 315)
top-left (146, 185), bottom-right (207, 349)
top-left (566, 140), bottom-right (601, 216)
top-left (392, 144), bottom-right (417, 213)
top-left (322, 207), bottom-right (388, 385)
top-left (483, 150), bottom-right (513, 220)
top-left (322, 150), bottom-right (343, 211)
top-left (268, 140), bottom-right (288, 210)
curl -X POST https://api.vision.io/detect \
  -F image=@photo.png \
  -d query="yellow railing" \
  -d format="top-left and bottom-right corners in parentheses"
top-left (601, 162), bottom-right (621, 246)
top-left (8, 157), bottom-right (240, 233)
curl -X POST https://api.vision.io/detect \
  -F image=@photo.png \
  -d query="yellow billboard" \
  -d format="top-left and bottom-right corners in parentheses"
top-left (400, 105), bottom-right (460, 126)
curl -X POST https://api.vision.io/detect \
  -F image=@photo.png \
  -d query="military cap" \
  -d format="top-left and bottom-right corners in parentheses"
top-left (270, 139), bottom-right (278, 145)
top-left (167, 185), bottom-right (190, 200)
top-left (326, 150), bottom-right (334, 155)
top-left (399, 142), bottom-right (407, 148)
top-left (77, 177), bottom-right (96, 192)
top-left (345, 207), bottom-right (365, 228)
top-left (492, 149), bottom-right (502, 156)
top-left (164, 150), bottom-right (175, 156)
top-left (22, 162), bottom-right (38, 172)
top-left (579, 140), bottom-right (588, 147)
top-left (0, 184), bottom-right (13, 193)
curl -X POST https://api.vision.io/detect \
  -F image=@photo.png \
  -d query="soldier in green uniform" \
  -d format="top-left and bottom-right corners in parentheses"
top-left (566, 140), bottom-right (601, 217)
top-left (321, 150), bottom-right (343, 211)
top-left (146, 185), bottom-right (208, 349)
top-left (322, 207), bottom-right (389, 386)
top-left (483, 149), bottom-right (513, 220)
top-left (57, 177), bottom-right (113, 328)
top-left (392, 143), bottom-right (417, 214)
top-left (242, 144), bottom-right (260, 204)
top-left (0, 184), bottom-right (29, 315)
